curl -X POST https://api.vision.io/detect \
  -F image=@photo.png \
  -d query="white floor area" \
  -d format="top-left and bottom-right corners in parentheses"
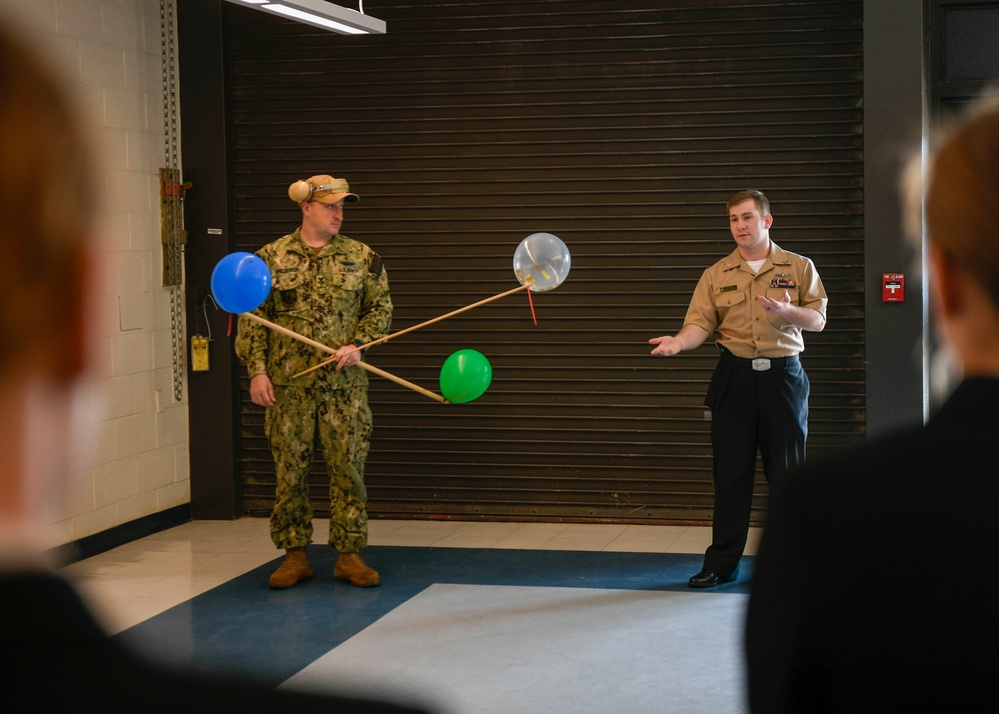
top-left (285, 582), bottom-right (748, 714)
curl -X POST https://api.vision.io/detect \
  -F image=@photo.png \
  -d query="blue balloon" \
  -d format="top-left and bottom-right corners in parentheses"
top-left (210, 252), bottom-right (272, 313)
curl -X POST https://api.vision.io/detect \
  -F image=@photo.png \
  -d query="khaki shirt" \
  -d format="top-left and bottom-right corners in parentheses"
top-left (683, 242), bottom-right (827, 359)
top-left (234, 229), bottom-right (393, 390)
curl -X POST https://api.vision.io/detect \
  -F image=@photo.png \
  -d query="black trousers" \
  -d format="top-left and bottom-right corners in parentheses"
top-left (702, 348), bottom-right (809, 576)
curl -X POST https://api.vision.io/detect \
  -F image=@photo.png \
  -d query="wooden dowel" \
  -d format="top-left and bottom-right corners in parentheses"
top-left (352, 283), bottom-right (530, 352)
top-left (291, 283), bottom-right (530, 379)
top-left (239, 312), bottom-right (447, 403)
top-left (357, 361), bottom-right (447, 403)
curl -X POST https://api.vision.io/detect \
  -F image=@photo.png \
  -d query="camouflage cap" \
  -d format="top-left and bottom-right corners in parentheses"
top-left (288, 175), bottom-right (359, 204)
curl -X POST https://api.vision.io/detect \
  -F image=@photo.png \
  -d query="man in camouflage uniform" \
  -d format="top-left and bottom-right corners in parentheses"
top-left (235, 175), bottom-right (392, 589)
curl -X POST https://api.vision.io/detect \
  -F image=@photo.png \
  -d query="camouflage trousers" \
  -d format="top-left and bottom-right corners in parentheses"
top-left (265, 383), bottom-right (373, 553)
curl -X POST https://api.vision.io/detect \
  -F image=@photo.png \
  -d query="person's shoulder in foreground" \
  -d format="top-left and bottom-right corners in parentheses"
top-left (746, 383), bottom-right (999, 711)
top-left (2, 571), bottom-right (432, 713)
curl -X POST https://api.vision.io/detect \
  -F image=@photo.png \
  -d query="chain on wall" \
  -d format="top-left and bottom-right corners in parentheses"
top-left (160, 0), bottom-right (185, 403)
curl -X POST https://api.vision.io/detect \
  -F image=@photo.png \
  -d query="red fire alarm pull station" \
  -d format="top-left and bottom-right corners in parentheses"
top-left (882, 273), bottom-right (904, 302)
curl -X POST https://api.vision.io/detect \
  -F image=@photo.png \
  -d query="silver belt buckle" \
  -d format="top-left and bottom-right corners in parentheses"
top-left (752, 358), bottom-right (771, 371)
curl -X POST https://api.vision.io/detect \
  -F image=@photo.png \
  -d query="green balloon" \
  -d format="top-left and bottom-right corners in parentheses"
top-left (439, 349), bottom-right (492, 403)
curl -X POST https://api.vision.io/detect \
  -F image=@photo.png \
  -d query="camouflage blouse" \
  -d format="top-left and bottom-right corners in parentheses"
top-left (235, 228), bottom-right (392, 391)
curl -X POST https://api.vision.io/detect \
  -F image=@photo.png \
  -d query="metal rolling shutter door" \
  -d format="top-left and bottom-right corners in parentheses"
top-left (227, 0), bottom-right (865, 523)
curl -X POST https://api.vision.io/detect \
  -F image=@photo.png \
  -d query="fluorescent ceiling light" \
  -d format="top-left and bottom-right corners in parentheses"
top-left (226, 0), bottom-right (386, 35)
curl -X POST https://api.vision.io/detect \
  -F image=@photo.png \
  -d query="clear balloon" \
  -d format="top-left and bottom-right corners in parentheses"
top-left (513, 232), bottom-right (570, 292)
top-left (211, 252), bottom-right (272, 314)
top-left (439, 349), bottom-right (493, 403)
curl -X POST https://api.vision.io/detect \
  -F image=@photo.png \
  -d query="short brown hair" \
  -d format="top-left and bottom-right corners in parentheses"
top-left (0, 22), bottom-right (97, 370)
top-left (727, 189), bottom-right (770, 216)
top-left (926, 103), bottom-right (999, 307)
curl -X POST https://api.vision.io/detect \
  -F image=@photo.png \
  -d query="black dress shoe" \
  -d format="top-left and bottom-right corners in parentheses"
top-left (688, 570), bottom-right (734, 588)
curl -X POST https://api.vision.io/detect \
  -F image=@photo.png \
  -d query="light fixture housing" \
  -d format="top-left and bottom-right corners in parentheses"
top-left (225, 0), bottom-right (386, 35)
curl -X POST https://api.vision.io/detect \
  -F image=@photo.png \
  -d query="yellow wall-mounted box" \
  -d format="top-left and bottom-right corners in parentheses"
top-left (191, 335), bottom-right (209, 371)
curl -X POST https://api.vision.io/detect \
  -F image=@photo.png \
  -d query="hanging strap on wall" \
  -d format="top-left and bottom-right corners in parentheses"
top-left (160, 0), bottom-right (186, 403)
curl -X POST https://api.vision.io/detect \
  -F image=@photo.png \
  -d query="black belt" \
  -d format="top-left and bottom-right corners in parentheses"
top-left (718, 346), bottom-right (799, 372)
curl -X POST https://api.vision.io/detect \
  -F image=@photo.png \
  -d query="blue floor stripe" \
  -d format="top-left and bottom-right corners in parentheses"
top-left (114, 546), bottom-right (752, 684)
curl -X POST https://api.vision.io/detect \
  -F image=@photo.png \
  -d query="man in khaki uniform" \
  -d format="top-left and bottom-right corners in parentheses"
top-left (649, 189), bottom-right (827, 587)
top-left (236, 175), bottom-right (392, 589)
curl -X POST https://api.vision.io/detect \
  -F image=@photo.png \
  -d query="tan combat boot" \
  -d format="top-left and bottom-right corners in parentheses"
top-left (334, 552), bottom-right (380, 587)
top-left (268, 547), bottom-right (313, 589)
